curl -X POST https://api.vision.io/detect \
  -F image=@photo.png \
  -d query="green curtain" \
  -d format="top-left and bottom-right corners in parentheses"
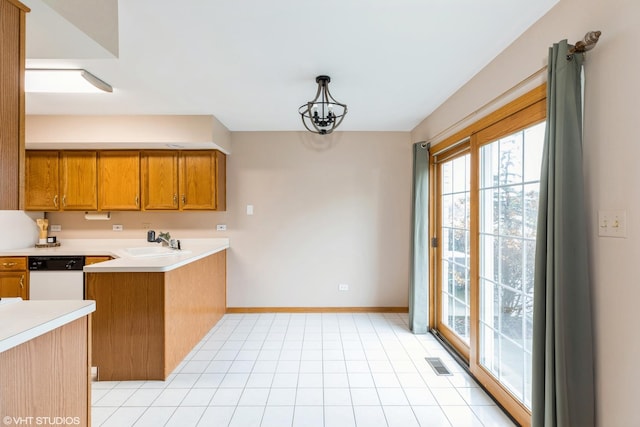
top-left (532, 40), bottom-right (595, 427)
top-left (409, 142), bottom-right (430, 334)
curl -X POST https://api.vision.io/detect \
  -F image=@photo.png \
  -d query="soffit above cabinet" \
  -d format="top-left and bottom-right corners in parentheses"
top-left (25, 114), bottom-right (231, 154)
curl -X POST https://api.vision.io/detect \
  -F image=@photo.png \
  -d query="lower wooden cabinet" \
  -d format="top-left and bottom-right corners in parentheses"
top-left (0, 257), bottom-right (28, 299)
top-left (85, 256), bottom-right (112, 266)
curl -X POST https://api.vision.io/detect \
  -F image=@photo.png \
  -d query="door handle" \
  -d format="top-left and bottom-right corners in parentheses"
top-left (135, 195), bottom-right (139, 206)
top-left (181, 195), bottom-right (186, 205)
top-left (62, 195), bottom-right (67, 207)
top-left (19, 275), bottom-right (24, 289)
top-left (2, 262), bottom-right (17, 268)
top-left (173, 194), bottom-right (178, 206)
top-left (53, 195), bottom-right (58, 208)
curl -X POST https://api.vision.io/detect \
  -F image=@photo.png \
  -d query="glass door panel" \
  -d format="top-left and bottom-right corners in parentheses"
top-left (439, 153), bottom-right (471, 346)
top-left (478, 121), bottom-right (545, 409)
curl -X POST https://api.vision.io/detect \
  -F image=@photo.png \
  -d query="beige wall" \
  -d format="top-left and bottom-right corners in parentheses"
top-left (46, 131), bottom-right (413, 308)
top-left (226, 131), bottom-right (412, 308)
top-left (412, 0), bottom-right (639, 425)
top-left (42, 0), bottom-right (119, 56)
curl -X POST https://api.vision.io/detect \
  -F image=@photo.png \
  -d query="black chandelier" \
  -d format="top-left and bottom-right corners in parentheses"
top-left (298, 75), bottom-right (348, 135)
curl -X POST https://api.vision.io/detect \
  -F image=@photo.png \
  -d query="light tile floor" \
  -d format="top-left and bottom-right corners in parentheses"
top-left (92, 313), bottom-right (516, 426)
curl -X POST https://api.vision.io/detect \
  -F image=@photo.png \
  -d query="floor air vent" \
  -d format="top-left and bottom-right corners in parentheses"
top-left (425, 357), bottom-right (453, 376)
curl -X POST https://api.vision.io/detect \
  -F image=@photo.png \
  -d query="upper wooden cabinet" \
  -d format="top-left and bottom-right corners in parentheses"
top-left (141, 151), bottom-right (179, 210)
top-left (26, 150), bottom-right (134, 212)
top-left (25, 151), bottom-right (60, 211)
top-left (0, 0), bottom-right (28, 210)
top-left (25, 150), bottom-right (97, 211)
top-left (142, 150), bottom-right (226, 211)
top-left (25, 149), bottom-right (226, 211)
top-left (60, 151), bottom-right (98, 211)
top-left (179, 151), bottom-right (226, 210)
top-left (98, 151), bottom-right (140, 210)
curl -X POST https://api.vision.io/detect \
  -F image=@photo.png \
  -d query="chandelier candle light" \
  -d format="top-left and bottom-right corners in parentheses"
top-left (298, 75), bottom-right (348, 135)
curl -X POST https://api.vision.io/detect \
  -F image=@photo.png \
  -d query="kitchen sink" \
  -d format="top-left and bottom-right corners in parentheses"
top-left (123, 247), bottom-right (191, 257)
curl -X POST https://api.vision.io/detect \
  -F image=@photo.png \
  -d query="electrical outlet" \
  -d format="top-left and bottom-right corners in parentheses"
top-left (112, 224), bottom-right (124, 231)
top-left (142, 223), bottom-right (151, 229)
top-left (339, 284), bottom-right (349, 291)
top-left (216, 224), bottom-right (227, 231)
top-left (247, 205), bottom-right (254, 215)
top-left (50, 224), bottom-right (62, 232)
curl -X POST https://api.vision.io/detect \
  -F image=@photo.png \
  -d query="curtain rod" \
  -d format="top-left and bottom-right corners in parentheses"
top-left (423, 30), bottom-right (602, 146)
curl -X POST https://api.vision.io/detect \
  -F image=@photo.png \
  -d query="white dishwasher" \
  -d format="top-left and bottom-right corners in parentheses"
top-left (28, 256), bottom-right (86, 300)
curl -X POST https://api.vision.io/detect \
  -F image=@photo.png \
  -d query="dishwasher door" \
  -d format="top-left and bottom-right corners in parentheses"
top-left (29, 271), bottom-right (85, 300)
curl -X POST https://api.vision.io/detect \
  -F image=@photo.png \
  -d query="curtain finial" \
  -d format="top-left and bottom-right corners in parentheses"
top-left (567, 30), bottom-right (602, 58)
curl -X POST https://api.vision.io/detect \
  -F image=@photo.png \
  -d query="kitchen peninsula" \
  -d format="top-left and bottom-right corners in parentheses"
top-left (2, 238), bottom-right (229, 381)
top-left (84, 238), bottom-right (228, 381)
top-left (0, 299), bottom-right (95, 425)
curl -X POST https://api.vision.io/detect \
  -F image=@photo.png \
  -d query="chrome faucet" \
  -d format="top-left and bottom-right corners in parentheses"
top-left (147, 230), bottom-right (181, 249)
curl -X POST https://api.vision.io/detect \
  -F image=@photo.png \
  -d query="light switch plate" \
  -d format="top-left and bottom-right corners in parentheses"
top-left (216, 224), bottom-right (227, 231)
top-left (598, 210), bottom-right (627, 238)
top-left (112, 224), bottom-right (123, 232)
top-left (246, 205), bottom-right (254, 215)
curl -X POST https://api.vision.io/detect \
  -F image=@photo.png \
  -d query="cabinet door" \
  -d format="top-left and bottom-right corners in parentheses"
top-left (215, 151), bottom-right (226, 211)
top-left (61, 151), bottom-right (97, 210)
top-left (0, 272), bottom-right (28, 299)
top-left (141, 151), bottom-right (179, 210)
top-left (179, 151), bottom-right (218, 210)
top-left (25, 151), bottom-right (60, 211)
top-left (98, 151), bottom-right (140, 210)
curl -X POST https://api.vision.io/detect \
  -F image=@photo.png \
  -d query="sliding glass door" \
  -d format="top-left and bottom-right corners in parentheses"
top-left (431, 91), bottom-right (546, 426)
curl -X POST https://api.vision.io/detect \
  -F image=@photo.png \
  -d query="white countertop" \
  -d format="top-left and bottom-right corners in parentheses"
top-left (1, 238), bottom-right (230, 273)
top-left (0, 299), bottom-right (96, 353)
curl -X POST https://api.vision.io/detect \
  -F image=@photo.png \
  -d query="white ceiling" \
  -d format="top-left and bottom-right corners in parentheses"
top-left (23, 0), bottom-right (559, 132)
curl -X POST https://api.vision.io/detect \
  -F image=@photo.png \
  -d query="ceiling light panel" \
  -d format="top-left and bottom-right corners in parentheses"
top-left (25, 69), bottom-right (113, 93)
